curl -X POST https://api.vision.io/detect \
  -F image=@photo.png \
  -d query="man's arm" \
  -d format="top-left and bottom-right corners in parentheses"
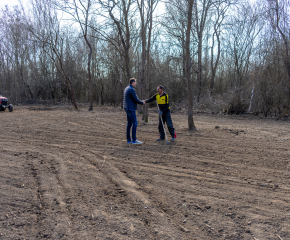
top-left (131, 88), bottom-right (144, 105)
top-left (145, 93), bottom-right (157, 103)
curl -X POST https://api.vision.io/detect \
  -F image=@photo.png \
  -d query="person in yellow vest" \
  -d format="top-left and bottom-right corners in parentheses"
top-left (144, 85), bottom-right (177, 141)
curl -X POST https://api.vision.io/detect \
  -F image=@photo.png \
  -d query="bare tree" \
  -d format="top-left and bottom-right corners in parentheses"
top-left (209, 0), bottom-right (231, 90)
top-left (99, 0), bottom-right (135, 80)
top-left (137, 0), bottom-right (158, 122)
top-left (192, 0), bottom-right (235, 102)
top-left (54, 0), bottom-right (96, 110)
top-left (26, 0), bottom-right (78, 109)
top-left (225, 4), bottom-right (261, 91)
top-left (266, 0), bottom-right (290, 100)
top-left (161, 0), bottom-right (196, 129)
top-left (185, 0), bottom-right (197, 130)
top-left (162, 1), bottom-right (189, 87)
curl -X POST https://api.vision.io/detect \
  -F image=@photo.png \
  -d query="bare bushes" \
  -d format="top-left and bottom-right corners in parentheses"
top-left (224, 93), bottom-right (249, 114)
top-left (251, 68), bottom-right (290, 117)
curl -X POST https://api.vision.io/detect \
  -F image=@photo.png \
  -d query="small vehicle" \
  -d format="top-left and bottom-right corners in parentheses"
top-left (0, 95), bottom-right (13, 112)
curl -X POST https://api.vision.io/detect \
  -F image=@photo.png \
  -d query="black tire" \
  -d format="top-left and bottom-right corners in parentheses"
top-left (8, 104), bottom-right (13, 112)
top-left (0, 106), bottom-right (5, 111)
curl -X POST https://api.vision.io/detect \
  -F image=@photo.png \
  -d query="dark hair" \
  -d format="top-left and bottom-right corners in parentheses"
top-left (130, 78), bottom-right (136, 84)
top-left (158, 85), bottom-right (164, 89)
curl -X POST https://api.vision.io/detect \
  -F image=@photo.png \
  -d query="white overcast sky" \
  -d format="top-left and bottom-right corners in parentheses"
top-left (0, 0), bottom-right (258, 9)
top-left (0, 0), bottom-right (258, 16)
top-left (0, 0), bottom-right (24, 8)
top-left (1, 0), bottom-right (19, 7)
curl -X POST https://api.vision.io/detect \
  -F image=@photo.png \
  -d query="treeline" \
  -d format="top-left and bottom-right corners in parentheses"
top-left (0, 0), bottom-right (290, 123)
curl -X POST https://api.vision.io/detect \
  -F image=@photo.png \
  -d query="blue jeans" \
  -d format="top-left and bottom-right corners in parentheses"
top-left (159, 110), bottom-right (175, 139)
top-left (125, 109), bottom-right (138, 142)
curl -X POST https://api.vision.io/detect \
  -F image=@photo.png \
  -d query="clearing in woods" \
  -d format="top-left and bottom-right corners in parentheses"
top-left (0, 104), bottom-right (290, 239)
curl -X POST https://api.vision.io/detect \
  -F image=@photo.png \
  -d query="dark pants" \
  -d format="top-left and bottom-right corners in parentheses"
top-left (159, 110), bottom-right (175, 139)
top-left (125, 109), bottom-right (138, 142)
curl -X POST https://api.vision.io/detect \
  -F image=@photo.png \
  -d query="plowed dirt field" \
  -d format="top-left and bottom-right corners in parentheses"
top-left (1, 104), bottom-right (290, 240)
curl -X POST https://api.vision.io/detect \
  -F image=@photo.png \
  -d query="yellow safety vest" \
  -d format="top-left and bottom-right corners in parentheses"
top-left (156, 94), bottom-right (168, 105)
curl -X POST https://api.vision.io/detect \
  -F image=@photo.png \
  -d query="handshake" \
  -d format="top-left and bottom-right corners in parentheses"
top-left (141, 100), bottom-right (162, 117)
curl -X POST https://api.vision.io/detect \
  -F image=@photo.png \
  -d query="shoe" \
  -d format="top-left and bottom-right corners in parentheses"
top-left (132, 140), bottom-right (143, 145)
top-left (171, 131), bottom-right (177, 141)
top-left (156, 138), bottom-right (165, 141)
top-left (127, 140), bottom-right (132, 144)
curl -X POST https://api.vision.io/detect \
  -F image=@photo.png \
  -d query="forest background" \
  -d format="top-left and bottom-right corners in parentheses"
top-left (1, 0), bottom-right (290, 128)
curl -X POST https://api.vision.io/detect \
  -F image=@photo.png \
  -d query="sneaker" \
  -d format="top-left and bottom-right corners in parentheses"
top-left (156, 138), bottom-right (165, 141)
top-left (132, 140), bottom-right (143, 145)
top-left (127, 140), bottom-right (132, 144)
top-left (171, 131), bottom-right (177, 141)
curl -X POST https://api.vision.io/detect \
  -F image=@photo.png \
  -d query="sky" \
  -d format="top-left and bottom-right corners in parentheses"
top-left (0, 0), bottom-right (258, 9)
top-left (1, 0), bottom-right (20, 6)
top-left (0, 0), bottom-right (258, 16)
top-left (0, 0), bottom-right (259, 9)
top-left (0, 0), bottom-right (24, 8)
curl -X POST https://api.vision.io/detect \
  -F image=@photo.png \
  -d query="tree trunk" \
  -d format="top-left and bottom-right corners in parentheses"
top-left (197, 36), bottom-right (202, 103)
top-left (144, 0), bottom-right (154, 123)
top-left (83, 0), bottom-right (93, 111)
top-left (186, 0), bottom-right (196, 130)
top-left (84, 34), bottom-right (93, 111)
top-left (210, 26), bottom-right (221, 90)
top-left (119, 38), bottom-right (124, 108)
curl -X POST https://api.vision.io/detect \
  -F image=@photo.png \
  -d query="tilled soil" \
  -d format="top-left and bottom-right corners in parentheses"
top-left (0, 104), bottom-right (290, 240)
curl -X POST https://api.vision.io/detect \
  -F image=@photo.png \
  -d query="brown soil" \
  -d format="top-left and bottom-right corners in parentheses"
top-left (1, 104), bottom-right (290, 240)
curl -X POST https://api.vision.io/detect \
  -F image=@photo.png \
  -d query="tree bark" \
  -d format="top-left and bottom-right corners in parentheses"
top-left (144, 0), bottom-right (154, 123)
top-left (83, 0), bottom-right (93, 111)
top-left (210, 22), bottom-right (221, 90)
top-left (137, 0), bottom-right (157, 122)
top-left (197, 36), bottom-right (202, 102)
top-left (186, 0), bottom-right (196, 130)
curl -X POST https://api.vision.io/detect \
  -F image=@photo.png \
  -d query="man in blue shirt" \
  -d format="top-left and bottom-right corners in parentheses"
top-left (123, 78), bottom-right (144, 144)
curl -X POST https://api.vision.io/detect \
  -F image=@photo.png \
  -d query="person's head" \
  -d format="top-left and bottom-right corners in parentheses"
top-left (130, 78), bottom-right (137, 88)
top-left (157, 85), bottom-right (164, 94)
